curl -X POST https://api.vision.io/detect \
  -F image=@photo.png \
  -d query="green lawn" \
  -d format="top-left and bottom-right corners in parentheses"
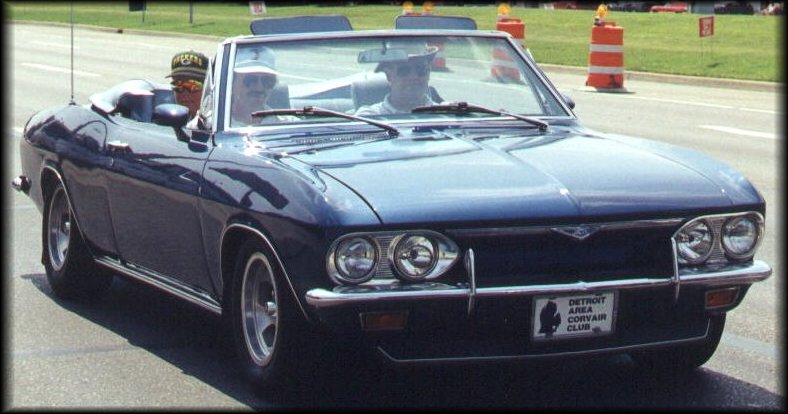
top-left (6, 2), bottom-right (783, 82)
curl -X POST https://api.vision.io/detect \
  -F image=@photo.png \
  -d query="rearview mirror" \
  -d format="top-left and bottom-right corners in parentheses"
top-left (358, 48), bottom-right (409, 64)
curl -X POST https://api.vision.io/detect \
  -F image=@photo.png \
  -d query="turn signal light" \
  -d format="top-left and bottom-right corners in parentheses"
top-left (705, 288), bottom-right (739, 309)
top-left (360, 311), bottom-right (408, 331)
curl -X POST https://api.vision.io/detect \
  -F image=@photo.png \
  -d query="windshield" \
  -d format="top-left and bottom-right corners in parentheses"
top-left (224, 34), bottom-right (570, 129)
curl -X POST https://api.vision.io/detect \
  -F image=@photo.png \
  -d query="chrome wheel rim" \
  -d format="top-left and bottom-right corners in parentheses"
top-left (47, 186), bottom-right (71, 272)
top-left (241, 252), bottom-right (278, 367)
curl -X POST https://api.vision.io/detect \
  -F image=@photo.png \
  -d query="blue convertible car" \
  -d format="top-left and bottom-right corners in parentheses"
top-left (13, 16), bottom-right (772, 389)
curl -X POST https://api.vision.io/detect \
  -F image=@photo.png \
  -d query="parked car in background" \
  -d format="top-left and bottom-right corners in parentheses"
top-left (715, 1), bottom-right (755, 14)
top-left (760, 2), bottom-right (784, 14)
top-left (608, 2), bottom-right (662, 12)
top-left (547, 1), bottom-right (600, 10)
top-left (13, 15), bottom-right (772, 391)
top-left (650, 1), bottom-right (689, 12)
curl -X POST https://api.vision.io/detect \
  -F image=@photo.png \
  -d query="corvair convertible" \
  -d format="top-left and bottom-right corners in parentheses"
top-left (13, 16), bottom-right (771, 389)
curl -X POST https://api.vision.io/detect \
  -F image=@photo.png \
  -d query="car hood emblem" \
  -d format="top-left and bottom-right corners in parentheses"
top-left (551, 225), bottom-right (602, 241)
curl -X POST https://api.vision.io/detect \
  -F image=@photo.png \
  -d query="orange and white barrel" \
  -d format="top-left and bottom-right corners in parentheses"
top-left (430, 42), bottom-right (449, 72)
top-left (585, 22), bottom-right (625, 91)
top-left (491, 17), bottom-right (526, 83)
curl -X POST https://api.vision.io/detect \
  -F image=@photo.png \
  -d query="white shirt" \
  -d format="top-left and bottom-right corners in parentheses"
top-left (355, 93), bottom-right (437, 117)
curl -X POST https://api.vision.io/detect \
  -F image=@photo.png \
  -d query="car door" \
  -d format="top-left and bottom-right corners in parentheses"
top-left (52, 110), bottom-right (120, 258)
top-left (104, 119), bottom-right (214, 291)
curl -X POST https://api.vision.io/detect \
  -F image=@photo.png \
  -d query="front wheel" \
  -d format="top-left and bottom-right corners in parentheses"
top-left (42, 180), bottom-right (112, 300)
top-left (630, 314), bottom-right (726, 372)
top-left (229, 238), bottom-right (315, 390)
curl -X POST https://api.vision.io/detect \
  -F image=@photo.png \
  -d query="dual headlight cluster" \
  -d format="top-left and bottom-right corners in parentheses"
top-left (673, 212), bottom-right (764, 265)
top-left (327, 230), bottom-right (460, 285)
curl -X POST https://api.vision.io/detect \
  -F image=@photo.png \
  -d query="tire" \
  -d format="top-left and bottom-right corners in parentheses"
top-left (630, 314), bottom-right (726, 372)
top-left (42, 180), bottom-right (113, 300)
top-left (229, 238), bottom-right (316, 391)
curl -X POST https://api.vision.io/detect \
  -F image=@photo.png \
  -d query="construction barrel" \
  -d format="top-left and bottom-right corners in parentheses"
top-left (491, 17), bottom-right (526, 83)
top-left (585, 21), bottom-right (626, 91)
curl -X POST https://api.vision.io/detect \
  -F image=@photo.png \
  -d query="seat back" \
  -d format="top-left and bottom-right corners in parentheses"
top-left (267, 84), bottom-right (290, 109)
top-left (351, 78), bottom-right (390, 108)
top-left (351, 78), bottom-right (444, 109)
top-left (117, 94), bottom-right (154, 122)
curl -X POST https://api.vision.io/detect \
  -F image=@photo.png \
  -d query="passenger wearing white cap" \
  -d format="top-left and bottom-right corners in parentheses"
top-left (355, 42), bottom-right (439, 117)
top-left (231, 47), bottom-right (279, 127)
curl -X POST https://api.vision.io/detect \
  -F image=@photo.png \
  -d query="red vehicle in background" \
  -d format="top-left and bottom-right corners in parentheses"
top-left (650, 1), bottom-right (688, 12)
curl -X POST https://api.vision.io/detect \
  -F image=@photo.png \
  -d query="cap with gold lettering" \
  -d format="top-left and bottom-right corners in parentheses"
top-left (167, 51), bottom-right (208, 80)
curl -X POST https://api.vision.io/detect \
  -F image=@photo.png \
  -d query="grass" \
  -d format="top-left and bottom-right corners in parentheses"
top-left (5, 2), bottom-right (783, 82)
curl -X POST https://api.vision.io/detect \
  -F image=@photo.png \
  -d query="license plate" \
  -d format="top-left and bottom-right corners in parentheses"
top-left (531, 291), bottom-right (616, 341)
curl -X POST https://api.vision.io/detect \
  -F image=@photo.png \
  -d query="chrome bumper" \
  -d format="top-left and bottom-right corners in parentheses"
top-left (305, 260), bottom-right (772, 309)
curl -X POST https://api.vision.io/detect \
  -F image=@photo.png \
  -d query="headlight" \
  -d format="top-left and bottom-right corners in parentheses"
top-left (676, 220), bottom-right (714, 265)
top-left (722, 216), bottom-right (759, 260)
top-left (327, 230), bottom-right (460, 285)
top-left (391, 235), bottom-right (438, 281)
top-left (330, 237), bottom-right (377, 284)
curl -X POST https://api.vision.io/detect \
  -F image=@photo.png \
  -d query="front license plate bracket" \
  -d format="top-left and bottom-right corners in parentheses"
top-left (531, 291), bottom-right (617, 341)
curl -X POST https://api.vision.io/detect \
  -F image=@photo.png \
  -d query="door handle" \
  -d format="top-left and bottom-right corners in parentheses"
top-left (107, 140), bottom-right (131, 154)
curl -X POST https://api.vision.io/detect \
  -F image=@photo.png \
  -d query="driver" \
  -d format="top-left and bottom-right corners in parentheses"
top-left (230, 47), bottom-right (280, 127)
top-left (355, 42), bottom-right (439, 117)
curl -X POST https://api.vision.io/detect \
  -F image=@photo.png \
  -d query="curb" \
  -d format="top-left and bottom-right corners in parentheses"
top-left (539, 63), bottom-right (782, 93)
top-left (11, 20), bottom-right (783, 93)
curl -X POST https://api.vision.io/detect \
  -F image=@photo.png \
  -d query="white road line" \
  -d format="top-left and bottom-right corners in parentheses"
top-left (699, 125), bottom-right (777, 140)
top-left (613, 94), bottom-right (733, 109)
top-left (740, 107), bottom-right (779, 115)
top-left (721, 333), bottom-right (778, 360)
top-left (9, 204), bottom-right (38, 211)
top-left (603, 94), bottom-right (778, 114)
top-left (21, 62), bottom-right (100, 77)
top-left (31, 40), bottom-right (79, 50)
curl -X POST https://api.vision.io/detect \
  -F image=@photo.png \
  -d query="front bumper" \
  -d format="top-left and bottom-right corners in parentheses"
top-left (305, 260), bottom-right (772, 309)
top-left (304, 260), bottom-right (770, 364)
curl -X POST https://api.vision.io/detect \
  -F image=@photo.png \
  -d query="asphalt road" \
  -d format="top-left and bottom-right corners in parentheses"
top-left (6, 22), bottom-right (783, 409)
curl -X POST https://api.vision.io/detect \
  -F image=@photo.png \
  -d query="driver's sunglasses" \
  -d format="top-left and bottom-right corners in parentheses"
top-left (241, 74), bottom-right (277, 89)
top-left (172, 79), bottom-right (203, 93)
top-left (395, 63), bottom-right (430, 77)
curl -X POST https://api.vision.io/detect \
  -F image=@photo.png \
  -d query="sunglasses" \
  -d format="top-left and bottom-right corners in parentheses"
top-left (171, 79), bottom-right (203, 93)
top-left (394, 63), bottom-right (430, 77)
top-left (241, 74), bottom-right (277, 89)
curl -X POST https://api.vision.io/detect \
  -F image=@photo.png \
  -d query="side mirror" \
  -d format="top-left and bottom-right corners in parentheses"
top-left (152, 104), bottom-right (190, 128)
top-left (560, 92), bottom-right (576, 110)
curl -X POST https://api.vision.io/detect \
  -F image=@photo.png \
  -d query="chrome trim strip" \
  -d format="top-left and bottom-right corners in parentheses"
top-left (445, 218), bottom-right (684, 238)
top-left (375, 320), bottom-right (712, 365)
top-left (219, 223), bottom-right (312, 322)
top-left (671, 238), bottom-right (680, 303)
top-left (94, 257), bottom-right (222, 315)
top-left (304, 260), bottom-right (771, 309)
top-left (465, 248), bottom-right (476, 316)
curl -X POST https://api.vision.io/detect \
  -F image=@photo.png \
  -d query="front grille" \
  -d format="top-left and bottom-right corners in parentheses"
top-left (452, 225), bottom-right (677, 288)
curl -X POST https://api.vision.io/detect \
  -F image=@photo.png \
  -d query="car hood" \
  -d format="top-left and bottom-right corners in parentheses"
top-left (282, 130), bottom-right (758, 225)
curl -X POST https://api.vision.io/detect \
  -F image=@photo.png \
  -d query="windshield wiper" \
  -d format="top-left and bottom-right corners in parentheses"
top-left (252, 106), bottom-right (400, 137)
top-left (412, 101), bottom-right (549, 132)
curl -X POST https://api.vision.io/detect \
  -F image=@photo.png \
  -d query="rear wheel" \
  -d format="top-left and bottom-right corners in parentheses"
top-left (42, 180), bottom-right (112, 300)
top-left (630, 314), bottom-right (726, 372)
top-left (229, 238), bottom-right (316, 391)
